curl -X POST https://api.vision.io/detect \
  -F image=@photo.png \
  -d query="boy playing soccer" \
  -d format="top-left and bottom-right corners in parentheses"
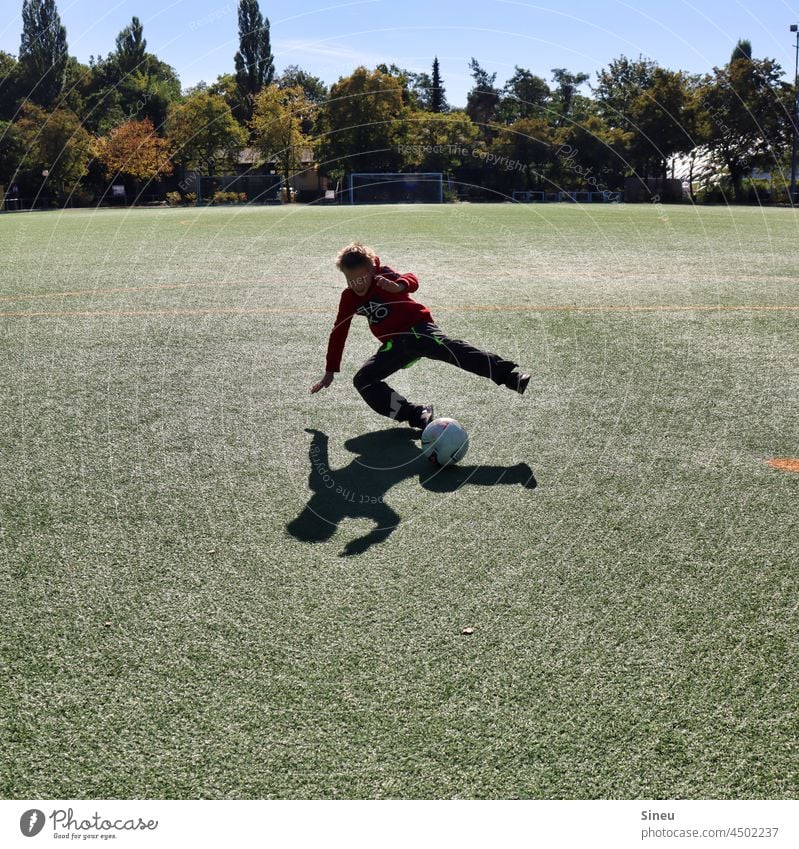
top-left (311, 242), bottom-right (530, 430)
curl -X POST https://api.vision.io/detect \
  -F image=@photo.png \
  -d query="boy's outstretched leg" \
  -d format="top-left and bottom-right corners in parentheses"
top-left (353, 337), bottom-right (433, 428)
top-left (409, 322), bottom-right (530, 392)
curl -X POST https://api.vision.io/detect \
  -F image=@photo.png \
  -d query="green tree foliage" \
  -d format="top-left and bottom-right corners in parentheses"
top-left (115, 17), bottom-right (147, 76)
top-left (0, 51), bottom-right (20, 119)
top-left (375, 63), bottom-right (435, 110)
top-left (679, 75), bottom-right (714, 201)
top-left (593, 55), bottom-right (658, 125)
top-left (550, 68), bottom-right (590, 125)
top-left (203, 73), bottom-right (244, 118)
top-left (166, 91), bottom-right (247, 174)
top-left (552, 113), bottom-right (631, 191)
top-left (497, 67), bottom-right (550, 123)
top-left (276, 65), bottom-right (328, 135)
top-left (396, 110), bottom-right (478, 172)
top-left (492, 117), bottom-right (553, 191)
top-left (466, 59), bottom-right (500, 137)
top-left (699, 52), bottom-right (791, 199)
top-left (59, 56), bottom-right (93, 117)
top-left (277, 65), bottom-right (328, 105)
top-left (14, 103), bottom-right (92, 198)
top-left (234, 0), bottom-right (274, 119)
top-left (0, 119), bottom-right (23, 183)
top-left (430, 57), bottom-right (447, 114)
top-left (18, 0), bottom-right (68, 109)
top-left (731, 39), bottom-right (753, 65)
top-left (627, 68), bottom-right (691, 181)
top-left (594, 57), bottom-right (692, 183)
top-left (319, 66), bottom-right (405, 175)
top-left (83, 30), bottom-right (181, 136)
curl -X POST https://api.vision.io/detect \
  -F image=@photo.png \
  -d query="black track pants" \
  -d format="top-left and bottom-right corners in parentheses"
top-left (352, 322), bottom-right (518, 427)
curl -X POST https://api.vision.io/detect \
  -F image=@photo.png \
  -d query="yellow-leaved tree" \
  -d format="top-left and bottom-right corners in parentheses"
top-left (94, 117), bottom-right (173, 200)
top-left (250, 85), bottom-right (315, 200)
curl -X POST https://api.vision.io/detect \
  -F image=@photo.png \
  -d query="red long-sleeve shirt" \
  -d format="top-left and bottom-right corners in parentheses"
top-left (325, 257), bottom-right (434, 372)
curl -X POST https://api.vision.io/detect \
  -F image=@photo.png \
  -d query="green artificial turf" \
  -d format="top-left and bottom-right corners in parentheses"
top-left (1, 202), bottom-right (798, 799)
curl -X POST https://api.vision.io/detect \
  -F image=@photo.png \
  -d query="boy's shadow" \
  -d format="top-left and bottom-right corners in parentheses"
top-left (286, 427), bottom-right (536, 557)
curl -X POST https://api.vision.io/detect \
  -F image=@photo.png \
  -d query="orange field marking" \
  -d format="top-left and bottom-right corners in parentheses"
top-left (766, 458), bottom-right (799, 474)
top-left (2, 303), bottom-right (799, 319)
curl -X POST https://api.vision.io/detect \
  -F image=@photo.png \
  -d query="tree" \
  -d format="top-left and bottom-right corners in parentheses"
top-left (465, 59), bottom-right (500, 137)
top-left (234, 0), bottom-right (274, 119)
top-left (376, 63), bottom-right (433, 110)
top-left (594, 55), bottom-right (691, 186)
top-left (94, 117), bottom-right (173, 196)
top-left (679, 76), bottom-right (713, 201)
top-left (731, 39), bottom-right (753, 65)
top-left (396, 110), bottom-right (478, 172)
top-left (14, 103), bottom-right (92, 200)
top-left (18, 0), bottom-right (68, 109)
top-left (550, 67), bottom-right (590, 126)
top-left (0, 119), bottom-right (23, 184)
top-left (430, 57), bottom-right (447, 114)
top-left (203, 72), bottom-right (244, 119)
top-left (319, 66), bottom-right (405, 175)
top-left (593, 55), bottom-right (658, 126)
top-left (700, 54), bottom-right (791, 199)
top-left (0, 51), bottom-right (20, 119)
top-left (115, 17), bottom-right (147, 76)
top-left (498, 67), bottom-right (550, 123)
top-left (250, 85), bottom-right (315, 195)
top-left (492, 117), bottom-right (553, 191)
top-left (82, 27), bottom-right (181, 135)
top-left (59, 55), bottom-right (93, 118)
top-left (276, 65), bottom-right (328, 105)
top-left (627, 68), bottom-right (691, 183)
top-left (552, 114), bottom-right (631, 192)
top-left (166, 91), bottom-right (247, 174)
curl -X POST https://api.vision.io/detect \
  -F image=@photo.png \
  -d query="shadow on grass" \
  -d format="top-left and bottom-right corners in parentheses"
top-left (286, 427), bottom-right (536, 557)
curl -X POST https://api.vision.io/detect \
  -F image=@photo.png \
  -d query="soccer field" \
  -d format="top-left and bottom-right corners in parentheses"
top-left (1, 202), bottom-right (798, 799)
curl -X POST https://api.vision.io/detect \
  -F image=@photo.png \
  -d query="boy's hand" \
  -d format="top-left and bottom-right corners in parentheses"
top-left (311, 371), bottom-right (334, 394)
top-left (374, 275), bottom-right (405, 294)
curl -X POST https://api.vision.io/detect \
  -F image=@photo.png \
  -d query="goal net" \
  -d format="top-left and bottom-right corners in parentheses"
top-left (349, 173), bottom-right (444, 204)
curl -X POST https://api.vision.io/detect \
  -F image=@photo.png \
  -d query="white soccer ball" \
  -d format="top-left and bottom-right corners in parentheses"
top-left (421, 417), bottom-right (469, 466)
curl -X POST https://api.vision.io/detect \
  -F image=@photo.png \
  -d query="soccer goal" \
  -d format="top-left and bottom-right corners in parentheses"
top-left (348, 173), bottom-right (444, 204)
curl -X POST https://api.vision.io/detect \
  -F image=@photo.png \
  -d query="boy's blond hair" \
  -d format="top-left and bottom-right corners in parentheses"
top-left (336, 241), bottom-right (377, 271)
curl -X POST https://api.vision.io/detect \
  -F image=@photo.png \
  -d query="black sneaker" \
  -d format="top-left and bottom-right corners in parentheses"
top-left (506, 371), bottom-right (531, 394)
top-left (414, 404), bottom-right (434, 430)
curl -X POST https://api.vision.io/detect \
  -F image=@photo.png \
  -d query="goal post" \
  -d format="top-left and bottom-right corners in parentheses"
top-left (348, 173), bottom-right (444, 204)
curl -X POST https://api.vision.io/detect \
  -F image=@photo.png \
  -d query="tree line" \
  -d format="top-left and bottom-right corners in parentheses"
top-left (0, 0), bottom-right (795, 205)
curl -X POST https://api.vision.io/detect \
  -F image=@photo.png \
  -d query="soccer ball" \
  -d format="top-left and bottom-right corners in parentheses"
top-left (421, 417), bottom-right (469, 466)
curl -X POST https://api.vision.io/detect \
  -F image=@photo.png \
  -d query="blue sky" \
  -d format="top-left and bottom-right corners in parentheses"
top-left (2, 0), bottom-right (799, 105)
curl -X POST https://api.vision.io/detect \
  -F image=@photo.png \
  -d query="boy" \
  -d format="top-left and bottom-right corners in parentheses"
top-left (311, 242), bottom-right (530, 430)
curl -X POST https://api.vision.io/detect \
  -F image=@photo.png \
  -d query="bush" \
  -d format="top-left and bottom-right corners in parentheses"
top-left (166, 191), bottom-right (183, 206)
top-left (695, 183), bottom-right (730, 204)
top-left (212, 190), bottom-right (247, 204)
